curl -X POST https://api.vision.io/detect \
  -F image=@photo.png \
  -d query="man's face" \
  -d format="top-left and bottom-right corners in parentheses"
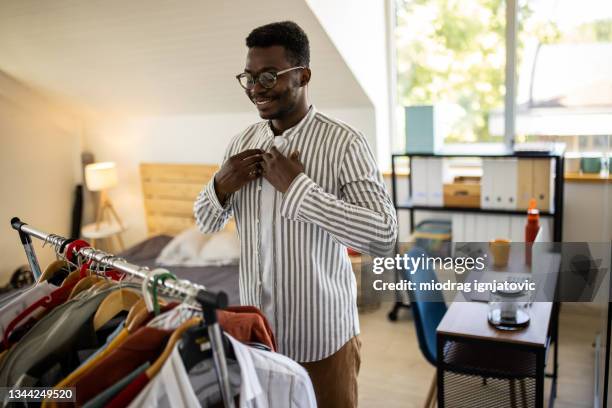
top-left (244, 46), bottom-right (303, 120)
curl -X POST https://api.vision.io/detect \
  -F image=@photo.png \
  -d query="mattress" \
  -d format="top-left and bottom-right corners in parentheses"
top-left (119, 235), bottom-right (240, 305)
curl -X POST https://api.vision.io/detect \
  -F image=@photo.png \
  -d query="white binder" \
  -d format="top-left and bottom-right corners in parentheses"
top-left (426, 158), bottom-right (444, 206)
top-left (499, 158), bottom-right (518, 210)
top-left (481, 159), bottom-right (496, 209)
top-left (411, 157), bottom-right (428, 205)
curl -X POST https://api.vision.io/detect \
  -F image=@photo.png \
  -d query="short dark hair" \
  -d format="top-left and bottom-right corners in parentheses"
top-left (246, 21), bottom-right (310, 67)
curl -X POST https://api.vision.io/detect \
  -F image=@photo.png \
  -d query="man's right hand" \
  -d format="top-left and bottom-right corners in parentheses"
top-left (214, 149), bottom-right (264, 205)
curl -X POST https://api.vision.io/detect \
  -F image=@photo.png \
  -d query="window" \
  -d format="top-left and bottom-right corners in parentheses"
top-left (394, 0), bottom-right (612, 156)
top-left (508, 0), bottom-right (612, 155)
top-left (395, 0), bottom-right (513, 150)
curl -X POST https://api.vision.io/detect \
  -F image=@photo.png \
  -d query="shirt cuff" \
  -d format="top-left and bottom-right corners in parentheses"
top-left (205, 176), bottom-right (231, 213)
top-left (280, 173), bottom-right (315, 220)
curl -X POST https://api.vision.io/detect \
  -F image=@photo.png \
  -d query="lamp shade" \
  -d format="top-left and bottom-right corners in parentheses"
top-left (85, 162), bottom-right (118, 191)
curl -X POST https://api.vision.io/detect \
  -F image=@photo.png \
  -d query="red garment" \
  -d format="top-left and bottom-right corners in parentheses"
top-left (73, 326), bottom-right (171, 405)
top-left (218, 305), bottom-right (277, 351)
top-left (105, 371), bottom-right (149, 408)
top-left (70, 302), bottom-right (179, 405)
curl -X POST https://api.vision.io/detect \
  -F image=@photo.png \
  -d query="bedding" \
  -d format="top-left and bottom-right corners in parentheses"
top-left (118, 235), bottom-right (240, 305)
top-left (155, 226), bottom-right (240, 267)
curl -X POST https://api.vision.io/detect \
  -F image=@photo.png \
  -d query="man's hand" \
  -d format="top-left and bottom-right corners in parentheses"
top-left (214, 149), bottom-right (264, 205)
top-left (262, 146), bottom-right (304, 193)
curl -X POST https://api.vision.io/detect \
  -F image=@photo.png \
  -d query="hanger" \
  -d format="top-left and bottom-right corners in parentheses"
top-left (60, 240), bottom-right (91, 289)
top-left (147, 317), bottom-right (201, 377)
top-left (122, 269), bottom-right (173, 332)
top-left (141, 269), bottom-right (174, 314)
top-left (69, 275), bottom-right (103, 299)
top-left (151, 272), bottom-right (177, 316)
top-left (93, 271), bottom-right (142, 331)
top-left (37, 237), bottom-right (75, 283)
top-left (125, 298), bottom-right (148, 330)
top-left (90, 280), bottom-right (115, 294)
top-left (69, 254), bottom-right (110, 299)
top-left (38, 260), bottom-right (70, 284)
top-left (180, 289), bottom-right (234, 373)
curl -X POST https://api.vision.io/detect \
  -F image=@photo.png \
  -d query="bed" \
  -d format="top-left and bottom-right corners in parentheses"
top-left (118, 163), bottom-right (240, 304)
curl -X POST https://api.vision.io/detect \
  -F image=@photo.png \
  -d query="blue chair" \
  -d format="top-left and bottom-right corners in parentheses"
top-left (402, 246), bottom-right (447, 407)
top-left (404, 246), bottom-right (530, 407)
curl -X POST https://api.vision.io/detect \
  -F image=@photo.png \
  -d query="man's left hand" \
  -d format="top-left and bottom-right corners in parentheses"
top-left (262, 146), bottom-right (304, 193)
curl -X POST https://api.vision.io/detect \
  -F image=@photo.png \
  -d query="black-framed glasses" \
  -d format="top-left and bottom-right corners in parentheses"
top-left (235, 66), bottom-right (305, 90)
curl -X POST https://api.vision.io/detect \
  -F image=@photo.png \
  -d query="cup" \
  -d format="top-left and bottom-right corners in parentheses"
top-left (581, 156), bottom-right (602, 174)
top-left (489, 238), bottom-right (511, 268)
top-left (564, 157), bottom-right (581, 173)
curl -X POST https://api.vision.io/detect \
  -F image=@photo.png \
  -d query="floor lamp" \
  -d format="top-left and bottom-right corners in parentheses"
top-left (85, 162), bottom-right (125, 245)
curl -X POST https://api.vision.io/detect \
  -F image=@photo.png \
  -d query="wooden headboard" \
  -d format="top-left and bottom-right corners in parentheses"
top-left (140, 163), bottom-right (218, 236)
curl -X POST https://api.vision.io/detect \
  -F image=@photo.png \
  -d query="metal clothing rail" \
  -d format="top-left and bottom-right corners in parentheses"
top-left (10, 217), bottom-right (234, 408)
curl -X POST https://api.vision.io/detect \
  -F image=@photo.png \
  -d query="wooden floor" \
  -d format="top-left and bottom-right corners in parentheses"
top-left (358, 302), bottom-right (601, 407)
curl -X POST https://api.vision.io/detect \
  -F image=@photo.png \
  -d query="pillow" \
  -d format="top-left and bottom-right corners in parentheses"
top-left (155, 226), bottom-right (211, 266)
top-left (155, 225), bottom-right (240, 267)
top-left (196, 229), bottom-right (241, 266)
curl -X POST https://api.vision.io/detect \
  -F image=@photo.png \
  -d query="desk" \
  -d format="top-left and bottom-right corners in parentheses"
top-left (437, 301), bottom-right (558, 407)
top-left (436, 249), bottom-right (561, 407)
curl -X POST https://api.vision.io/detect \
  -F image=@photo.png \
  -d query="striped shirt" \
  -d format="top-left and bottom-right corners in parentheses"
top-left (194, 106), bottom-right (397, 362)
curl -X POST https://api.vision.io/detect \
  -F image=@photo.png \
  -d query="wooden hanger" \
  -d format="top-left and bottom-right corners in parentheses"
top-left (93, 288), bottom-right (141, 331)
top-left (60, 268), bottom-right (83, 289)
top-left (125, 298), bottom-right (147, 329)
top-left (146, 317), bottom-right (200, 377)
top-left (125, 298), bottom-right (169, 333)
top-left (68, 275), bottom-right (103, 299)
top-left (38, 260), bottom-right (70, 283)
top-left (89, 280), bottom-right (115, 294)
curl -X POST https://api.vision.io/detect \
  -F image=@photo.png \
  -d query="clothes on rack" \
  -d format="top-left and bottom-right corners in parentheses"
top-left (0, 281), bottom-right (58, 340)
top-left (1, 230), bottom-right (316, 408)
top-left (0, 287), bottom-right (119, 387)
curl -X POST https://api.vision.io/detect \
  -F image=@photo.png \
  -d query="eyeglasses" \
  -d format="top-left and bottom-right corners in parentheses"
top-left (236, 66), bottom-right (305, 90)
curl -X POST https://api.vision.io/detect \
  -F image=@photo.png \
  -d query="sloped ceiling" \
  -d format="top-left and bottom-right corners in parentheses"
top-left (0, 0), bottom-right (371, 116)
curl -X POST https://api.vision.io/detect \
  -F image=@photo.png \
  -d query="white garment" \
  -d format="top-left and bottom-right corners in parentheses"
top-left (127, 346), bottom-right (200, 408)
top-left (0, 282), bottom-right (58, 339)
top-left (147, 303), bottom-right (199, 330)
top-left (227, 334), bottom-right (317, 408)
top-left (127, 333), bottom-right (316, 408)
top-left (259, 135), bottom-right (289, 333)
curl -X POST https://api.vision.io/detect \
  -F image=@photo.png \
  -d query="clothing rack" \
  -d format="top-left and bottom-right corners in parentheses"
top-left (10, 217), bottom-right (235, 408)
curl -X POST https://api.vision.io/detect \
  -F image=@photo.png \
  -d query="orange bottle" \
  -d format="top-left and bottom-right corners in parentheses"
top-left (525, 199), bottom-right (540, 266)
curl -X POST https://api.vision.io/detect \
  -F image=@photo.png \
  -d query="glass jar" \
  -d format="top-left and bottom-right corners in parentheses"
top-left (487, 282), bottom-right (532, 330)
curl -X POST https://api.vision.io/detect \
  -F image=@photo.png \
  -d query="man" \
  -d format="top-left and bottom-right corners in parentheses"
top-left (194, 21), bottom-right (397, 407)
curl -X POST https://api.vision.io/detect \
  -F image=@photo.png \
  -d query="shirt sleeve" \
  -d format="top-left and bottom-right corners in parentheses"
top-left (280, 133), bottom-right (397, 256)
top-left (193, 139), bottom-right (237, 234)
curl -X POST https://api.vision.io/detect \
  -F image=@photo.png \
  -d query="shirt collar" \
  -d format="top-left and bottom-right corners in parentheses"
top-left (265, 104), bottom-right (316, 139)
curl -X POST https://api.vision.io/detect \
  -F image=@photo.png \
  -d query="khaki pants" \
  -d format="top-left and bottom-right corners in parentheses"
top-left (301, 336), bottom-right (361, 408)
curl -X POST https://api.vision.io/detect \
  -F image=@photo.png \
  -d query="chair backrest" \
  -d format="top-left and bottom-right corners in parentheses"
top-left (404, 246), bottom-right (447, 366)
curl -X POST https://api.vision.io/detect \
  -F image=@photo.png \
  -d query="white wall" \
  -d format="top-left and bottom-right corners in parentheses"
top-left (305, 0), bottom-right (392, 169)
top-left (83, 106), bottom-right (376, 247)
top-left (563, 182), bottom-right (611, 242)
top-left (0, 72), bottom-right (81, 284)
